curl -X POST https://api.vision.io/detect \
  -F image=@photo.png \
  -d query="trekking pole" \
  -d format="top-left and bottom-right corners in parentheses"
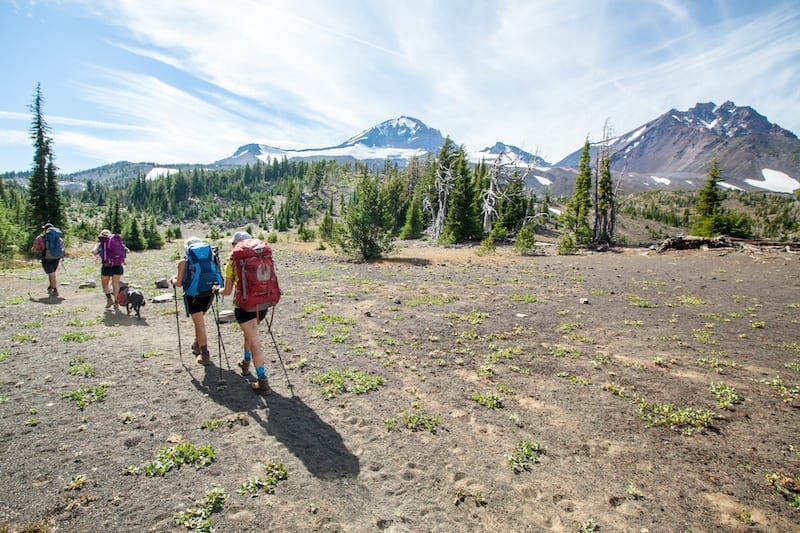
top-left (173, 285), bottom-right (183, 362)
top-left (265, 306), bottom-right (293, 396)
top-left (211, 295), bottom-right (230, 366)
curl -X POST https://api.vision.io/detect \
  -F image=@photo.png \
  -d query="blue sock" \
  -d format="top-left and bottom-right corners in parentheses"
top-left (243, 350), bottom-right (252, 361)
top-left (256, 366), bottom-right (266, 379)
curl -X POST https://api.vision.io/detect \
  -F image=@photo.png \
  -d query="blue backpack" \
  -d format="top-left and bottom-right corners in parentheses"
top-left (44, 227), bottom-right (64, 260)
top-left (183, 242), bottom-right (223, 296)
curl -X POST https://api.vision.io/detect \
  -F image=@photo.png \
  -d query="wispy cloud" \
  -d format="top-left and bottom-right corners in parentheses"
top-left (2, 0), bottom-right (798, 172)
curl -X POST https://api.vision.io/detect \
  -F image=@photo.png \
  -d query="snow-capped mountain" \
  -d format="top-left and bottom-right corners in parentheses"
top-left (215, 116), bottom-right (446, 167)
top-left (468, 142), bottom-right (544, 167)
top-left (553, 101), bottom-right (800, 194)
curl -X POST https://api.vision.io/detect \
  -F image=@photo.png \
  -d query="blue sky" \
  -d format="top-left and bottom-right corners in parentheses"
top-left (1, 0), bottom-right (798, 174)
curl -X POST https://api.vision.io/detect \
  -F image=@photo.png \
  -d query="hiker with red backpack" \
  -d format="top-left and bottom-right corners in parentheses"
top-left (213, 231), bottom-right (281, 395)
top-left (30, 223), bottom-right (64, 299)
top-left (171, 237), bottom-right (223, 366)
top-left (92, 229), bottom-right (128, 312)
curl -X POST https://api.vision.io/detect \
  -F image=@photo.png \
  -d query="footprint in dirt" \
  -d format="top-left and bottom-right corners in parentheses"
top-left (188, 364), bottom-right (360, 481)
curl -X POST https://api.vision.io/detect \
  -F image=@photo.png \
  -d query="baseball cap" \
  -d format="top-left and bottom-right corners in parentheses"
top-left (42, 223), bottom-right (53, 230)
top-left (184, 236), bottom-right (202, 247)
top-left (231, 231), bottom-right (252, 245)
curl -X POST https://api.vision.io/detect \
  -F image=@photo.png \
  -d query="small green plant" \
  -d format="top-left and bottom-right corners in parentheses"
top-left (319, 312), bottom-right (355, 325)
top-left (142, 350), bottom-right (163, 359)
top-left (122, 465), bottom-right (140, 475)
top-left (557, 372), bottom-right (590, 385)
top-left (637, 399), bottom-right (716, 435)
top-left (119, 412), bottom-right (135, 424)
top-left (710, 382), bottom-right (742, 409)
top-left (0, 349), bottom-right (10, 362)
top-left (626, 484), bottom-right (644, 499)
top-left (443, 310), bottom-right (488, 325)
top-left (67, 357), bottom-right (96, 377)
top-left (692, 328), bottom-right (717, 345)
top-left (144, 442), bottom-right (216, 476)
top-left (25, 418), bottom-right (39, 426)
top-left (310, 367), bottom-right (384, 399)
top-left (751, 321), bottom-right (764, 328)
top-left (738, 509), bottom-right (754, 525)
top-left (766, 472), bottom-right (800, 511)
top-left (61, 331), bottom-right (96, 343)
top-left (509, 294), bottom-right (541, 304)
top-left (758, 377), bottom-right (799, 404)
top-left (786, 361), bottom-right (800, 372)
top-left (550, 346), bottom-right (582, 358)
top-left (24, 321), bottom-right (42, 328)
top-left (678, 294), bottom-right (704, 305)
top-left (237, 463), bottom-right (288, 496)
top-left (307, 324), bottom-right (326, 338)
top-left (400, 402), bottom-right (442, 433)
top-left (64, 474), bottom-right (86, 491)
top-left (471, 392), bottom-right (503, 409)
top-left (507, 440), bottom-right (543, 473)
top-left (624, 320), bottom-right (643, 327)
top-left (11, 333), bottom-right (36, 343)
top-left (174, 486), bottom-right (227, 531)
top-left (575, 519), bottom-right (599, 532)
top-left (627, 294), bottom-right (657, 308)
top-left (200, 412), bottom-right (246, 431)
top-left (61, 385), bottom-right (108, 410)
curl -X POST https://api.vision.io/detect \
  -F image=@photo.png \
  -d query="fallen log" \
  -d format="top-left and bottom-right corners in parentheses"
top-left (656, 235), bottom-right (734, 254)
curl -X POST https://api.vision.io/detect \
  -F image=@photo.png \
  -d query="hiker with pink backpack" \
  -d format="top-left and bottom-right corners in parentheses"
top-left (92, 229), bottom-right (129, 312)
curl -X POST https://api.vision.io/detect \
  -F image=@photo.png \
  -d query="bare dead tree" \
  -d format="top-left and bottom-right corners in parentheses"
top-left (592, 119), bottom-right (618, 246)
top-left (480, 148), bottom-right (537, 235)
top-left (424, 159), bottom-right (455, 241)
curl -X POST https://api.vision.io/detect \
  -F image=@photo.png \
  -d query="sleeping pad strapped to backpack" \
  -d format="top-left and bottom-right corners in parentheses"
top-left (183, 242), bottom-right (223, 296)
top-left (231, 238), bottom-right (281, 312)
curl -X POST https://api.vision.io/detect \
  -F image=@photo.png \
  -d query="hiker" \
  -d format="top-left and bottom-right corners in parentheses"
top-left (31, 223), bottom-right (64, 298)
top-left (213, 231), bottom-right (281, 395)
top-left (171, 236), bottom-right (223, 366)
top-left (92, 229), bottom-right (128, 312)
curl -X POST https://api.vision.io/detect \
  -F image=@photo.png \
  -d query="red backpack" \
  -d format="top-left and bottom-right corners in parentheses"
top-left (231, 239), bottom-right (281, 312)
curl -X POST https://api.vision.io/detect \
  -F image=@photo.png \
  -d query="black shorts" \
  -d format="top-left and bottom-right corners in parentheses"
top-left (101, 264), bottom-right (124, 276)
top-left (234, 306), bottom-right (269, 324)
top-left (184, 294), bottom-right (214, 315)
top-left (41, 258), bottom-right (59, 274)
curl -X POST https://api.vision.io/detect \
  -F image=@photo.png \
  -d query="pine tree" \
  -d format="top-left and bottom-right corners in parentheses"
top-left (399, 194), bottom-right (424, 240)
top-left (124, 217), bottom-right (147, 251)
top-left (563, 139), bottom-right (592, 245)
top-left (332, 174), bottom-right (394, 260)
top-left (26, 84), bottom-right (63, 243)
top-left (442, 145), bottom-right (481, 242)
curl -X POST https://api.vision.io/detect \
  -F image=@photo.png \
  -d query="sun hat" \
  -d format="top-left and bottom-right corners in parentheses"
top-left (184, 236), bottom-right (202, 247)
top-left (99, 229), bottom-right (111, 237)
top-left (231, 231), bottom-right (252, 245)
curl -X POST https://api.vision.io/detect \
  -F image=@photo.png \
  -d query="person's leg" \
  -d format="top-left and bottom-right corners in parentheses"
top-left (240, 318), bottom-right (268, 393)
top-left (238, 334), bottom-right (253, 375)
top-left (101, 273), bottom-right (113, 307)
top-left (191, 311), bottom-right (211, 365)
top-left (112, 274), bottom-right (121, 311)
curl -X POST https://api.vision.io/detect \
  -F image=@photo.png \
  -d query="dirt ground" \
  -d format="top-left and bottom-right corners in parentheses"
top-left (1, 237), bottom-right (799, 532)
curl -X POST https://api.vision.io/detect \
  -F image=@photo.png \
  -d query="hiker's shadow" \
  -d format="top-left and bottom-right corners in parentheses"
top-left (29, 296), bottom-right (63, 304)
top-left (189, 365), bottom-right (360, 480)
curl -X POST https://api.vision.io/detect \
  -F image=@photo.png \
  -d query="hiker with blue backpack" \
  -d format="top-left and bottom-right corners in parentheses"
top-left (30, 223), bottom-right (64, 299)
top-left (92, 229), bottom-right (128, 312)
top-left (171, 237), bottom-right (223, 366)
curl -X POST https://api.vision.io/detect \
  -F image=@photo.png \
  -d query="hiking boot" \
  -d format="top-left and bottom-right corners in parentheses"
top-left (238, 359), bottom-right (251, 376)
top-left (191, 341), bottom-right (201, 356)
top-left (105, 294), bottom-right (113, 308)
top-left (251, 378), bottom-right (271, 395)
top-left (197, 347), bottom-right (211, 366)
top-left (51, 287), bottom-right (58, 297)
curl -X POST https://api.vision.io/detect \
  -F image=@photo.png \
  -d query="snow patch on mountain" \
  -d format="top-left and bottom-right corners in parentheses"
top-left (146, 167), bottom-right (179, 181)
top-left (745, 168), bottom-right (799, 193)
